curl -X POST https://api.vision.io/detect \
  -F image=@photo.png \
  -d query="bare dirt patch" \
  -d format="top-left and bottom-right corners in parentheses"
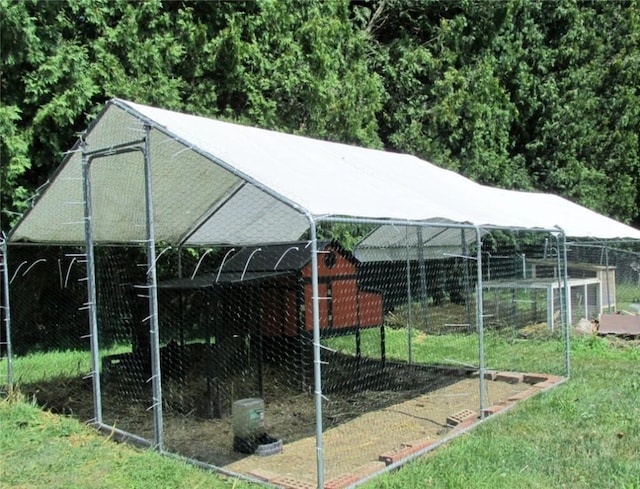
top-left (223, 376), bottom-right (529, 484)
top-left (22, 354), bottom-right (536, 484)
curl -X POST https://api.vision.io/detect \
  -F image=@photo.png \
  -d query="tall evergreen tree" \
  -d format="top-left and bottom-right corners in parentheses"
top-left (0, 0), bottom-right (383, 231)
top-left (366, 0), bottom-right (640, 224)
top-left (2, 0), bottom-right (639, 230)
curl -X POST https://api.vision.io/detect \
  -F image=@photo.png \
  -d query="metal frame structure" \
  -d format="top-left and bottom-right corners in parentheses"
top-left (74, 149), bottom-right (574, 486)
top-left (2, 155), bottom-right (580, 489)
top-left (68, 140), bottom-right (575, 487)
top-left (80, 131), bottom-right (165, 449)
top-left (6, 98), bottom-right (618, 487)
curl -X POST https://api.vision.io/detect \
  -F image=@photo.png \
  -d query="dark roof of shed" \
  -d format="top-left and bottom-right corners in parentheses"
top-left (157, 270), bottom-right (292, 289)
top-left (158, 240), bottom-right (356, 290)
top-left (220, 240), bottom-right (356, 273)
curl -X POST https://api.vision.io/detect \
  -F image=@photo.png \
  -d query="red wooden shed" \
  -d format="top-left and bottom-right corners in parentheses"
top-left (156, 241), bottom-right (385, 393)
top-left (211, 240), bottom-right (384, 337)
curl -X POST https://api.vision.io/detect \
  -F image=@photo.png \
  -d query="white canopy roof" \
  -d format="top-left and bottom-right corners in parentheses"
top-left (9, 99), bottom-right (640, 248)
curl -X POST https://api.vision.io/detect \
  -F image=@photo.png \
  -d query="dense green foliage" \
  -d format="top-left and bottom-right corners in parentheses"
top-left (372, 0), bottom-right (640, 221)
top-left (2, 0), bottom-right (639, 232)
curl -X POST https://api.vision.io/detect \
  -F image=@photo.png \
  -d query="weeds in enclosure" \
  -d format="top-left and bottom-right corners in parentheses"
top-left (8, 333), bottom-right (629, 404)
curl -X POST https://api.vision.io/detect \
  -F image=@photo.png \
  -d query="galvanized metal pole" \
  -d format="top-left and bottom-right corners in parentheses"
top-left (309, 221), bottom-right (325, 489)
top-left (416, 227), bottom-right (429, 329)
top-left (604, 241), bottom-right (611, 312)
top-left (405, 227), bottom-right (413, 364)
top-left (461, 229), bottom-right (473, 330)
top-left (142, 125), bottom-right (164, 450)
top-left (475, 226), bottom-right (486, 418)
top-left (1, 235), bottom-right (13, 391)
top-left (81, 137), bottom-right (104, 424)
top-left (561, 232), bottom-right (571, 378)
top-left (553, 234), bottom-right (565, 335)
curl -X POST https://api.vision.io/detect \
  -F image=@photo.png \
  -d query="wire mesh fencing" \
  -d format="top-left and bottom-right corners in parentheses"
top-left (3, 221), bottom-right (580, 487)
top-left (1, 244), bottom-right (93, 416)
top-left (567, 240), bottom-right (640, 315)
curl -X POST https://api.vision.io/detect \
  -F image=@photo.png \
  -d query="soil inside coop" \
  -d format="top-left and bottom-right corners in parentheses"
top-left (22, 351), bottom-right (542, 484)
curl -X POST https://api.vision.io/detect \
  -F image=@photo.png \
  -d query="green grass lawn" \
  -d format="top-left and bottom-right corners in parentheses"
top-left (0, 395), bottom-right (255, 489)
top-left (1, 335), bottom-right (639, 488)
top-left (369, 346), bottom-right (640, 489)
top-left (326, 325), bottom-right (569, 375)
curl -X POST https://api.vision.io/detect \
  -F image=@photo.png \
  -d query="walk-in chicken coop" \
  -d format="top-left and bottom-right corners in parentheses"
top-left (3, 99), bottom-right (640, 488)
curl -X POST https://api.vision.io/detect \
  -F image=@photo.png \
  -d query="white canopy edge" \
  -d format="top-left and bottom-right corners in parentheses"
top-left (8, 98), bottom-right (640, 246)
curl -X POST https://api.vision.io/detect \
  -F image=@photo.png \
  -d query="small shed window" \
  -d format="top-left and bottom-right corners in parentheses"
top-left (325, 252), bottom-right (336, 269)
